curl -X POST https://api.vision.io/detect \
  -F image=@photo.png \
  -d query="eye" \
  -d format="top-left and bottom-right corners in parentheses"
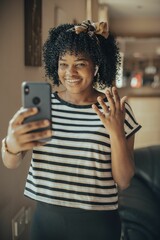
top-left (59, 63), bottom-right (68, 69)
top-left (76, 62), bottom-right (86, 68)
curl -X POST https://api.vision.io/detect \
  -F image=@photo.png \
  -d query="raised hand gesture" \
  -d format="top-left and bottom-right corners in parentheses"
top-left (92, 86), bottom-right (127, 136)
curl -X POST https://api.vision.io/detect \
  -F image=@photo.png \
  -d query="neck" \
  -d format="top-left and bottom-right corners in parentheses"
top-left (60, 88), bottom-right (101, 105)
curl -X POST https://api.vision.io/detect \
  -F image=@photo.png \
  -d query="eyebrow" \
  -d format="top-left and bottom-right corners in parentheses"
top-left (59, 57), bottom-right (88, 62)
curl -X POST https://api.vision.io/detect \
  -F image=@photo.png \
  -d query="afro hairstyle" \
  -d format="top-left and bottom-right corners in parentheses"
top-left (43, 23), bottom-right (121, 89)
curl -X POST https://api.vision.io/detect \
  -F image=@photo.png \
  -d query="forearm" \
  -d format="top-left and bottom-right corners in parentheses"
top-left (1, 138), bottom-right (26, 169)
top-left (110, 132), bottom-right (135, 190)
top-left (2, 151), bottom-right (23, 169)
top-left (92, 87), bottom-right (136, 189)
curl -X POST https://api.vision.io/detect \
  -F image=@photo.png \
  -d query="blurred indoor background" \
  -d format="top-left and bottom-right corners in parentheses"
top-left (0, 0), bottom-right (160, 239)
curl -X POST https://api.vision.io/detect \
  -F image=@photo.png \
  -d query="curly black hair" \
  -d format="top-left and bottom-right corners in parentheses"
top-left (43, 23), bottom-right (121, 89)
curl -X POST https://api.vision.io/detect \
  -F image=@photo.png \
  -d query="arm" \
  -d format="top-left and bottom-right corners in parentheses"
top-left (1, 107), bottom-right (52, 169)
top-left (92, 87), bottom-right (135, 190)
top-left (1, 139), bottom-right (27, 169)
top-left (110, 132), bottom-right (135, 190)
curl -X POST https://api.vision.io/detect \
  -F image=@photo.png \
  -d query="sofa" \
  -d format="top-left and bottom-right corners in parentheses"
top-left (118, 145), bottom-right (160, 240)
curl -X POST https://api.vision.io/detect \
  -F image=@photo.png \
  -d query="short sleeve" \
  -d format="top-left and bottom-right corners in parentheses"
top-left (124, 102), bottom-right (142, 139)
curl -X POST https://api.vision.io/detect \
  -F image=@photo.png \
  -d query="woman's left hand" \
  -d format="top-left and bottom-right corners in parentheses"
top-left (92, 86), bottom-right (127, 135)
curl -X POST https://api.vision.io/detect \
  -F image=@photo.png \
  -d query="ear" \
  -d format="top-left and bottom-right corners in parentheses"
top-left (94, 65), bottom-right (99, 76)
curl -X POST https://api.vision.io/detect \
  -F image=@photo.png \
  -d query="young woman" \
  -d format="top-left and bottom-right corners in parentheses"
top-left (2, 20), bottom-right (141, 240)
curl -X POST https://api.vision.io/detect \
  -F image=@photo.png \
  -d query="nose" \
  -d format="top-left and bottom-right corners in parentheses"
top-left (66, 66), bottom-right (77, 76)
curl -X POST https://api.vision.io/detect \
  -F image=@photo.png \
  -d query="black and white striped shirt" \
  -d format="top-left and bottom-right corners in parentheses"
top-left (24, 92), bottom-right (141, 210)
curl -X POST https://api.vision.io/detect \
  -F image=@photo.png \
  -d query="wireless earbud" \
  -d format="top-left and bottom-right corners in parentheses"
top-left (94, 66), bottom-right (99, 76)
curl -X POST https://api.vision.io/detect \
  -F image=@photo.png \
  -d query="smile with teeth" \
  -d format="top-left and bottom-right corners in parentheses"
top-left (66, 79), bottom-right (81, 83)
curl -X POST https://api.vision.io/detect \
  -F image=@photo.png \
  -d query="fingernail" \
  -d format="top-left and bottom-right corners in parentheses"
top-left (98, 96), bottom-right (102, 101)
top-left (32, 107), bottom-right (38, 112)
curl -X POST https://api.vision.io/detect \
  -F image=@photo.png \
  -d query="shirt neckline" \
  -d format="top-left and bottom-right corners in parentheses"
top-left (53, 91), bottom-right (107, 109)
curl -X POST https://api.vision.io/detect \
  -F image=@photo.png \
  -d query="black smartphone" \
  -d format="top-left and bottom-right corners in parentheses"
top-left (21, 81), bottom-right (52, 142)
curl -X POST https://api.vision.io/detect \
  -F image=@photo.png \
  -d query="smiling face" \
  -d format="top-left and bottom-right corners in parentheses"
top-left (58, 52), bottom-right (95, 95)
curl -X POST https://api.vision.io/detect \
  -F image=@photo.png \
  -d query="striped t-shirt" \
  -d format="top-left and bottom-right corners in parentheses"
top-left (24, 92), bottom-right (141, 210)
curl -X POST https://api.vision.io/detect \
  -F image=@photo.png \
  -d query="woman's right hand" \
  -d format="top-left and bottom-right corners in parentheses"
top-left (6, 107), bottom-right (52, 154)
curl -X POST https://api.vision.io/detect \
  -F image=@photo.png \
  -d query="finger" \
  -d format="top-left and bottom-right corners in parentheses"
top-left (18, 128), bottom-right (52, 145)
top-left (121, 96), bottom-right (127, 112)
top-left (19, 119), bottom-right (51, 135)
top-left (11, 108), bottom-right (38, 126)
top-left (24, 129), bottom-right (52, 143)
top-left (92, 104), bottom-right (105, 121)
top-left (105, 89), bottom-right (115, 114)
top-left (112, 87), bottom-right (121, 110)
top-left (105, 87), bottom-right (112, 95)
top-left (97, 96), bottom-right (109, 114)
top-left (20, 141), bottom-right (48, 151)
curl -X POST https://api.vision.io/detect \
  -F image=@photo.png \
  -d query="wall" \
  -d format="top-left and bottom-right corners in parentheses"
top-left (0, 0), bottom-right (86, 239)
top-left (128, 97), bottom-right (160, 149)
top-left (110, 17), bottom-right (160, 37)
top-left (118, 86), bottom-right (160, 149)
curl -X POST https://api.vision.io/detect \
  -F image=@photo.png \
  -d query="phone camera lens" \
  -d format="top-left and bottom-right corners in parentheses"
top-left (24, 86), bottom-right (29, 95)
top-left (32, 97), bottom-right (41, 105)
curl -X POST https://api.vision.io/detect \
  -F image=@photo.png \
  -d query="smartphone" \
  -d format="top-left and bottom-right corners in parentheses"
top-left (21, 81), bottom-right (52, 142)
